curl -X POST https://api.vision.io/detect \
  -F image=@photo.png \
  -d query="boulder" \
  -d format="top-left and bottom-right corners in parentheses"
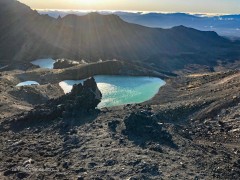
top-left (53, 59), bottom-right (79, 69)
top-left (123, 111), bottom-right (173, 144)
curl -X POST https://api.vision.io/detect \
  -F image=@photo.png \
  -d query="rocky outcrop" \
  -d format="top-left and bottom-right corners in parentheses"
top-left (52, 77), bottom-right (102, 115)
top-left (53, 59), bottom-right (79, 69)
top-left (4, 77), bottom-right (102, 131)
top-left (123, 110), bottom-right (174, 147)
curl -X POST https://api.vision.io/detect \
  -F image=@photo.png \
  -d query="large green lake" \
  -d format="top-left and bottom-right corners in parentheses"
top-left (59, 75), bottom-right (165, 108)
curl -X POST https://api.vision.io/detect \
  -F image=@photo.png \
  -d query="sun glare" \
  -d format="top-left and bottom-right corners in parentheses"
top-left (78, 0), bottom-right (100, 5)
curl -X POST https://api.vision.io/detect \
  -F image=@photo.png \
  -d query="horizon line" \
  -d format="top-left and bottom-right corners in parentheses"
top-left (36, 9), bottom-right (240, 17)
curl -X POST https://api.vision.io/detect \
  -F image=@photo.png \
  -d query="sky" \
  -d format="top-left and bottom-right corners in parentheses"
top-left (18, 0), bottom-right (240, 14)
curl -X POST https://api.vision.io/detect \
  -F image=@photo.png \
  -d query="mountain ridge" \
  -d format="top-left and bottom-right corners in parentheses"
top-left (40, 10), bottom-right (240, 38)
top-left (0, 0), bottom-right (239, 71)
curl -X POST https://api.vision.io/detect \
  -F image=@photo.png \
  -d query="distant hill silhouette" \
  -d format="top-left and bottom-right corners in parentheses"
top-left (39, 10), bottom-right (240, 38)
top-left (116, 12), bottom-right (240, 37)
top-left (0, 0), bottom-right (240, 71)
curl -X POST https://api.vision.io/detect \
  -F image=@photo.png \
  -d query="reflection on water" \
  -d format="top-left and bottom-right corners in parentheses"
top-left (31, 58), bottom-right (55, 69)
top-left (59, 75), bottom-right (165, 108)
top-left (16, 81), bottom-right (40, 86)
top-left (59, 80), bottom-right (83, 94)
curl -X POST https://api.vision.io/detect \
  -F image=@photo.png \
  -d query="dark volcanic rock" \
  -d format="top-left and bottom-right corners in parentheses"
top-left (51, 77), bottom-right (102, 113)
top-left (108, 120), bottom-right (120, 132)
top-left (4, 77), bottom-right (102, 131)
top-left (53, 59), bottom-right (79, 69)
top-left (42, 77), bottom-right (102, 116)
top-left (123, 111), bottom-right (174, 147)
top-left (16, 172), bottom-right (29, 179)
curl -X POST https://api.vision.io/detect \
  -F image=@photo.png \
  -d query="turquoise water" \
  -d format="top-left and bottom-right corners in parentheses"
top-left (31, 58), bottom-right (55, 69)
top-left (16, 81), bottom-right (40, 86)
top-left (59, 75), bottom-right (165, 108)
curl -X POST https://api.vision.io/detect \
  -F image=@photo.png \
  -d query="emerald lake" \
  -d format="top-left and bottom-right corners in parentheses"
top-left (59, 75), bottom-right (165, 108)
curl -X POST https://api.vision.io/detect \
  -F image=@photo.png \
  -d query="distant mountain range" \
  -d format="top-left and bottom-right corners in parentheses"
top-left (39, 10), bottom-right (240, 39)
top-left (0, 0), bottom-right (239, 71)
